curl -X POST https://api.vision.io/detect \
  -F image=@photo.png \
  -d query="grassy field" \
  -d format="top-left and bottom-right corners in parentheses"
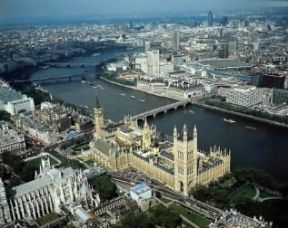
top-left (170, 204), bottom-right (211, 227)
top-left (229, 185), bottom-right (256, 204)
top-left (259, 189), bottom-right (277, 199)
top-left (159, 197), bottom-right (172, 204)
top-left (26, 156), bottom-right (60, 167)
top-left (84, 159), bottom-right (96, 166)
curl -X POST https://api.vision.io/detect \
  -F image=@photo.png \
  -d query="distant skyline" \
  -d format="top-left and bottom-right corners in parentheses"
top-left (1, 0), bottom-right (288, 24)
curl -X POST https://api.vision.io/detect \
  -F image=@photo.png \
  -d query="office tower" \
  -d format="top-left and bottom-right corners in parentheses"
top-left (173, 31), bottom-right (180, 52)
top-left (0, 178), bottom-right (11, 225)
top-left (219, 43), bottom-right (229, 58)
top-left (208, 11), bottom-right (213, 27)
top-left (147, 50), bottom-right (160, 76)
top-left (222, 16), bottom-right (229, 26)
top-left (144, 41), bottom-right (151, 53)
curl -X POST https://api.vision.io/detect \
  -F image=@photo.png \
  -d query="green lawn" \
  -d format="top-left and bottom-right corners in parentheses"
top-left (219, 176), bottom-right (237, 188)
top-left (37, 213), bottom-right (59, 226)
top-left (170, 204), bottom-right (211, 227)
top-left (84, 159), bottom-right (96, 166)
top-left (26, 156), bottom-right (60, 167)
top-left (159, 197), bottom-right (172, 204)
top-left (74, 144), bottom-right (90, 151)
top-left (259, 189), bottom-right (277, 199)
top-left (229, 185), bottom-right (256, 204)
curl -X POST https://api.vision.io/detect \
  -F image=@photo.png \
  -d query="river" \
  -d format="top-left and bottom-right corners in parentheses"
top-left (30, 51), bottom-right (288, 181)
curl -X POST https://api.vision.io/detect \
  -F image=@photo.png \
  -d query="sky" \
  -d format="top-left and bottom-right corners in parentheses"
top-left (0, 0), bottom-right (288, 24)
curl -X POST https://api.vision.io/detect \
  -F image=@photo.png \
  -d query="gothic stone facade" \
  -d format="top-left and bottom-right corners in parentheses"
top-left (2, 156), bottom-right (100, 224)
top-left (85, 100), bottom-right (230, 196)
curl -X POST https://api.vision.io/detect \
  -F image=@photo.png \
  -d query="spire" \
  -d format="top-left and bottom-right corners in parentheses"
top-left (95, 94), bottom-right (101, 108)
top-left (193, 125), bottom-right (197, 138)
top-left (144, 118), bottom-right (148, 128)
top-left (173, 125), bottom-right (177, 141)
top-left (183, 124), bottom-right (188, 141)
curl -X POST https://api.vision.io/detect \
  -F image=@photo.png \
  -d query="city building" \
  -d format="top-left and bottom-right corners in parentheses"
top-left (130, 183), bottom-right (152, 204)
top-left (144, 41), bottom-right (151, 53)
top-left (13, 112), bottom-right (61, 145)
top-left (218, 85), bottom-right (272, 108)
top-left (172, 31), bottom-right (180, 52)
top-left (0, 80), bottom-right (35, 116)
top-left (198, 59), bottom-right (252, 71)
top-left (6, 155), bottom-right (100, 223)
top-left (86, 100), bottom-right (230, 196)
top-left (147, 50), bottom-right (160, 76)
top-left (208, 11), bottom-right (213, 27)
top-left (209, 209), bottom-right (271, 228)
top-left (12, 102), bottom-right (92, 145)
top-left (0, 178), bottom-right (12, 226)
top-left (0, 121), bottom-right (26, 154)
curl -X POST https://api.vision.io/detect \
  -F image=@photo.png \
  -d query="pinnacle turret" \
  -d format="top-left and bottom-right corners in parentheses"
top-left (95, 94), bottom-right (101, 109)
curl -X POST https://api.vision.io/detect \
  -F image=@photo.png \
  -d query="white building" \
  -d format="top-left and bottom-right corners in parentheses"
top-left (0, 80), bottom-right (35, 116)
top-left (147, 50), bottom-right (160, 76)
top-left (160, 62), bottom-right (174, 75)
top-left (0, 178), bottom-right (12, 226)
top-left (7, 156), bottom-right (100, 223)
top-left (135, 55), bottom-right (148, 73)
top-left (0, 121), bottom-right (26, 154)
top-left (130, 183), bottom-right (152, 204)
top-left (107, 61), bottom-right (129, 72)
top-left (218, 85), bottom-right (272, 107)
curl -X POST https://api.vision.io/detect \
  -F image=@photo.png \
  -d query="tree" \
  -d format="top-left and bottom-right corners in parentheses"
top-left (1, 151), bottom-right (25, 173)
top-left (114, 212), bottom-right (154, 228)
top-left (0, 111), bottom-right (11, 121)
top-left (94, 175), bottom-right (117, 201)
top-left (150, 205), bottom-right (181, 228)
top-left (190, 184), bottom-right (212, 201)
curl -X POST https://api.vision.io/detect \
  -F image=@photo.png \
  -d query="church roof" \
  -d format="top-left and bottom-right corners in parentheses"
top-left (160, 151), bottom-right (174, 161)
top-left (10, 167), bottom-right (75, 198)
top-left (94, 139), bottom-right (117, 155)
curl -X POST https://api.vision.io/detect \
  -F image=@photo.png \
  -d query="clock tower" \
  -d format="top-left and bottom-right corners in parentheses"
top-left (94, 96), bottom-right (105, 137)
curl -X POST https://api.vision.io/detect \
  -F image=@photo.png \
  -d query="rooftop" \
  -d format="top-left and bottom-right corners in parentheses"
top-left (130, 183), bottom-right (151, 195)
top-left (10, 167), bottom-right (75, 198)
top-left (199, 59), bottom-right (252, 70)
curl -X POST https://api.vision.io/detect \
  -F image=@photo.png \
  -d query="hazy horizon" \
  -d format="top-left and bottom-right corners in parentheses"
top-left (1, 0), bottom-right (288, 25)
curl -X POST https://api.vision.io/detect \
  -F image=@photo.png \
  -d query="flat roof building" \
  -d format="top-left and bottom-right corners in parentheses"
top-left (0, 121), bottom-right (25, 154)
top-left (130, 183), bottom-right (152, 204)
top-left (0, 80), bottom-right (35, 116)
top-left (198, 59), bottom-right (252, 71)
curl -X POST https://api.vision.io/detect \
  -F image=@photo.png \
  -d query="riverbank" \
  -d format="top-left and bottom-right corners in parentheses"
top-left (100, 76), bottom-right (288, 128)
top-left (100, 76), bottom-right (178, 101)
top-left (194, 102), bottom-right (288, 129)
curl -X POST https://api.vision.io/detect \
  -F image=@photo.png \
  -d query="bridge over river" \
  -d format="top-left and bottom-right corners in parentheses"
top-left (131, 99), bottom-right (191, 121)
top-left (13, 74), bottom-right (87, 84)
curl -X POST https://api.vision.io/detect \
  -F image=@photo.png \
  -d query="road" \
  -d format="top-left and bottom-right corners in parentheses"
top-left (110, 174), bottom-right (223, 220)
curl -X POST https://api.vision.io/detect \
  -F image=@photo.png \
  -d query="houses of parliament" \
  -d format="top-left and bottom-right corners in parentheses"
top-left (85, 98), bottom-right (231, 195)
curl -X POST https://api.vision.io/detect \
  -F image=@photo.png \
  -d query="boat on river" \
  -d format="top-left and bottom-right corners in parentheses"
top-left (130, 95), bottom-right (136, 99)
top-left (223, 118), bottom-right (236, 124)
top-left (41, 65), bottom-right (50, 70)
top-left (119, 93), bottom-right (126, 96)
top-left (139, 99), bottom-right (146, 103)
top-left (245, 126), bottom-right (256, 130)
